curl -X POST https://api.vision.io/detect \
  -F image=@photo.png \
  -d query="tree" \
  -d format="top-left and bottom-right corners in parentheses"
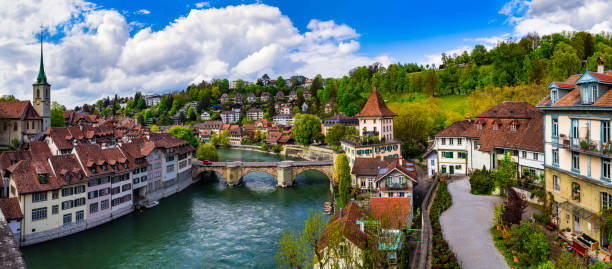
top-left (293, 114), bottom-right (322, 145)
top-left (303, 209), bottom-right (328, 269)
top-left (494, 159), bottom-right (518, 196)
top-left (0, 95), bottom-right (17, 102)
top-left (397, 229), bottom-right (410, 269)
top-left (211, 130), bottom-right (229, 147)
top-left (137, 114), bottom-right (145, 126)
top-left (196, 143), bottom-right (218, 161)
top-left (150, 125), bottom-right (159, 132)
top-left (276, 76), bottom-right (286, 89)
top-left (11, 138), bottom-right (20, 149)
top-left (275, 229), bottom-right (307, 269)
top-left (334, 154), bottom-right (351, 208)
top-left (50, 101), bottom-right (65, 127)
top-left (158, 112), bottom-right (171, 126)
top-left (169, 126), bottom-right (198, 147)
top-left (187, 107), bottom-right (196, 121)
top-left (502, 188), bottom-right (527, 226)
top-left (550, 42), bottom-right (581, 81)
top-left (325, 124), bottom-right (357, 150)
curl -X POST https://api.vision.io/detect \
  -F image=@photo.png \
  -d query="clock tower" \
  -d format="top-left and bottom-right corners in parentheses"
top-left (33, 28), bottom-right (51, 131)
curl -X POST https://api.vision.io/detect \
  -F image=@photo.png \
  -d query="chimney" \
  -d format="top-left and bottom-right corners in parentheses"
top-left (598, 56), bottom-right (605, 74)
top-left (466, 116), bottom-right (471, 122)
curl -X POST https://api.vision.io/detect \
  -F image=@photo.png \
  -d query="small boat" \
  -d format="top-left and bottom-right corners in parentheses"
top-left (144, 200), bottom-right (159, 209)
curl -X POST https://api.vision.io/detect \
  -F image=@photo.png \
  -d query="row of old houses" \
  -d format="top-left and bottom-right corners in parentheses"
top-left (0, 129), bottom-right (194, 246)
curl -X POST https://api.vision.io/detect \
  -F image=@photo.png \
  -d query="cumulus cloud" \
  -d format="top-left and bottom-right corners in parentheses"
top-left (0, 1), bottom-right (391, 107)
top-left (135, 9), bottom-right (150, 15)
top-left (195, 2), bottom-right (210, 8)
top-left (501, 0), bottom-right (612, 35)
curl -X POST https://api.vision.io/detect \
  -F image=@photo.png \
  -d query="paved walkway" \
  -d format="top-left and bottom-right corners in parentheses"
top-left (439, 177), bottom-right (510, 269)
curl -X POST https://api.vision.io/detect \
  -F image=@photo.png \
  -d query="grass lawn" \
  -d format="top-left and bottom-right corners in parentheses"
top-left (390, 93), bottom-right (468, 116)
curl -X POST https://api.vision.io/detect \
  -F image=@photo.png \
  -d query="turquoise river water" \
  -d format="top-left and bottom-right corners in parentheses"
top-left (21, 149), bottom-right (332, 268)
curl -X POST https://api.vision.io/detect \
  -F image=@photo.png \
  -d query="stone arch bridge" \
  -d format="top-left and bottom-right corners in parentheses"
top-left (192, 160), bottom-right (333, 187)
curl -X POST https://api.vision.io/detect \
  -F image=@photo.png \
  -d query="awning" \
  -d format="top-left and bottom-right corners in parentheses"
top-left (559, 201), bottom-right (598, 223)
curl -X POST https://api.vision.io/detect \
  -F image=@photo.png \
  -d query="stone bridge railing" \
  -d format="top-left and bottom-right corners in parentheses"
top-left (192, 160), bottom-right (333, 187)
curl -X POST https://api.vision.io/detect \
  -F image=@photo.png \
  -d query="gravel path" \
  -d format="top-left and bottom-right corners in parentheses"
top-left (439, 177), bottom-right (510, 269)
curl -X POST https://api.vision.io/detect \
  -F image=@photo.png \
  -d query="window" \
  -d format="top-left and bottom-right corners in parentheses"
top-left (76, 210), bottom-right (84, 223)
top-left (522, 151), bottom-right (527, 158)
top-left (604, 121), bottom-right (611, 143)
top-left (552, 118), bottom-right (558, 138)
top-left (572, 182), bottom-right (581, 202)
top-left (430, 159), bottom-right (435, 165)
top-left (32, 192), bottom-right (47, 203)
top-left (52, 205), bottom-right (59, 215)
top-left (441, 138), bottom-right (446, 145)
top-left (62, 187), bottom-right (74, 197)
top-left (553, 176), bottom-right (560, 191)
top-left (166, 156), bottom-right (174, 162)
top-left (510, 124), bottom-right (516, 131)
top-left (571, 119), bottom-right (579, 140)
top-left (552, 149), bottom-right (559, 165)
top-left (449, 138), bottom-right (454, 145)
top-left (62, 200), bottom-right (74, 210)
top-left (444, 152), bottom-right (453, 159)
top-left (63, 213), bottom-right (72, 226)
top-left (122, 184), bottom-right (131, 192)
top-left (603, 193), bottom-right (612, 210)
top-left (167, 165), bottom-right (174, 173)
top-left (493, 124), bottom-right (498, 130)
top-left (459, 152), bottom-right (466, 159)
top-left (111, 187), bottom-right (121, 195)
top-left (604, 158), bottom-right (611, 180)
top-left (551, 89), bottom-right (558, 103)
top-left (572, 152), bottom-right (580, 172)
top-left (88, 190), bottom-right (99, 199)
top-left (533, 153), bottom-right (538, 160)
top-left (101, 200), bottom-right (109, 210)
top-left (74, 198), bottom-right (86, 207)
top-left (90, 203), bottom-right (98, 214)
top-left (457, 138), bottom-right (462, 145)
top-left (32, 207), bottom-right (47, 221)
top-left (592, 84), bottom-right (598, 101)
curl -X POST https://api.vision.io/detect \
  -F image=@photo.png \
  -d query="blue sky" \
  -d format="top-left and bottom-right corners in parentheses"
top-left (2, 0), bottom-right (611, 107)
top-left (99, 0), bottom-right (514, 64)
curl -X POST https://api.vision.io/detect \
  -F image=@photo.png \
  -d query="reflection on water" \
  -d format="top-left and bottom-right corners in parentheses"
top-left (21, 149), bottom-right (331, 269)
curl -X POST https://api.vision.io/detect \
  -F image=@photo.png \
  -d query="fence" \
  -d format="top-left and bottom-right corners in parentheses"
top-left (414, 175), bottom-right (440, 269)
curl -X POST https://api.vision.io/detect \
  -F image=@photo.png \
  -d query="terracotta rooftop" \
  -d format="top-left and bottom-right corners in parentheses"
top-left (319, 202), bottom-right (371, 251)
top-left (370, 197), bottom-right (411, 228)
top-left (0, 101), bottom-right (40, 119)
top-left (0, 198), bottom-right (23, 220)
top-left (435, 102), bottom-right (543, 152)
top-left (355, 88), bottom-right (396, 117)
top-left (49, 154), bottom-right (88, 185)
top-left (352, 157), bottom-right (396, 176)
top-left (8, 160), bottom-right (62, 194)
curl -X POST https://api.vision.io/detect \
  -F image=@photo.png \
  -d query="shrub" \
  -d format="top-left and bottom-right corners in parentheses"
top-left (469, 168), bottom-right (494, 194)
top-left (429, 181), bottom-right (460, 269)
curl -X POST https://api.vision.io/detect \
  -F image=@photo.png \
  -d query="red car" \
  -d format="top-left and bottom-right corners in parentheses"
top-left (201, 160), bottom-right (213, 165)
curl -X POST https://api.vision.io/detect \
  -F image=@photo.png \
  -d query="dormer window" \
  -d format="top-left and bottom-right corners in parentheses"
top-left (124, 163), bottom-right (128, 169)
top-left (102, 164), bottom-right (107, 171)
top-left (581, 83), bottom-right (599, 104)
top-left (477, 124), bottom-right (482, 130)
top-left (510, 124), bottom-right (516, 131)
top-left (38, 174), bottom-right (48, 184)
top-left (113, 164), bottom-right (119, 171)
top-left (65, 173), bottom-right (71, 182)
top-left (551, 89), bottom-right (558, 103)
top-left (493, 124), bottom-right (499, 130)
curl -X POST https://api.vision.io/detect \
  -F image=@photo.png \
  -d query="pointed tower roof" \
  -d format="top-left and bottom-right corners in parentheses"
top-left (34, 28), bottom-right (49, 85)
top-left (355, 88), bottom-right (396, 117)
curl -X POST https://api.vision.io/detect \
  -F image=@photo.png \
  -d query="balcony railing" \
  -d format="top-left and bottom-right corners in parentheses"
top-left (561, 137), bottom-right (612, 157)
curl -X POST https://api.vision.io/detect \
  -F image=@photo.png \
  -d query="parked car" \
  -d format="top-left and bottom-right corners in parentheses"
top-left (202, 160), bottom-right (213, 165)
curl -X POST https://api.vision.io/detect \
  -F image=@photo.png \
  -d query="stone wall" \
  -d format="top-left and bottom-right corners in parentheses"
top-left (0, 210), bottom-right (26, 268)
top-left (283, 145), bottom-right (335, 161)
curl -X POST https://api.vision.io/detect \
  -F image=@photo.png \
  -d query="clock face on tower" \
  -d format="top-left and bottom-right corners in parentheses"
top-left (45, 100), bottom-right (49, 105)
top-left (35, 100), bottom-right (40, 105)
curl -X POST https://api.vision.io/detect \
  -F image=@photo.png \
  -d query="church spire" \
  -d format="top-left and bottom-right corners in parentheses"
top-left (35, 26), bottom-right (48, 85)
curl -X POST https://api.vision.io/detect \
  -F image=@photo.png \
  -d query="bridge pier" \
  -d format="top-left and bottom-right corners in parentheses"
top-left (225, 162), bottom-right (243, 186)
top-left (277, 161), bottom-right (294, 187)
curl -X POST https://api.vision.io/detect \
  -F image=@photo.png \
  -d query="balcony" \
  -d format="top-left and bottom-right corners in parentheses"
top-left (560, 136), bottom-right (612, 158)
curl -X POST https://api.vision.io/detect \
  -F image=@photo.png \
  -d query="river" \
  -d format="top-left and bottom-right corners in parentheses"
top-left (21, 149), bottom-right (332, 268)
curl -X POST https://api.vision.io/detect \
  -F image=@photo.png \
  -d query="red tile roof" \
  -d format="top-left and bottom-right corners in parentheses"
top-left (590, 71), bottom-right (612, 84)
top-left (370, 197), bottom-right (411, 228)
top-left (352, 158), bottom-right (397, 176)
top-left (355, 88), bottom-right (396, 117)
top-left (8, 160), bottom-right (62, 194)
top-left (435, 101), bottom-right (543, 152)
top-left (0, 101), bottom-right (39, 119)
top-left (28, 141), bottom-right (52, 161)
top-left (49, 154), bottom-right (88, 184)
top-left (319, 202), bottom-right (371, 250)
top-left (0, 198), bottom-right (23, 220)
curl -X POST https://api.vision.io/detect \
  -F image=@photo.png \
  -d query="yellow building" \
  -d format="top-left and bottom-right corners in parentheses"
top-left (6, 155), bottom-right (89, 245)
top-left (539, 59), bottom-right (612, 254)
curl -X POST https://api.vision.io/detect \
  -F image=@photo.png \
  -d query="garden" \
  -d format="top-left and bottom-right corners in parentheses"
top-left (429, 180), bottom-right (460, 269)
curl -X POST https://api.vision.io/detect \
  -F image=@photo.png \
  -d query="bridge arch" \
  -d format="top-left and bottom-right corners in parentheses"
top-left (240, 169), bottom-right (278, 185)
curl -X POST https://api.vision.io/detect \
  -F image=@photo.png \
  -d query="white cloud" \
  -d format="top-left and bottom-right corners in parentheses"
top-left (135, 9), bottom-right (150, 15)
top-left (501, 0), bottom-right (612, 35)
top-left (0, 2), bottom-right (391, 107)
top-left (195, 2), bottom-right (210, 8)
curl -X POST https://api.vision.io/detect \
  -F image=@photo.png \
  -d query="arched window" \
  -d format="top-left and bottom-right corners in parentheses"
top-left (37, 89), bottom-right (40, 98)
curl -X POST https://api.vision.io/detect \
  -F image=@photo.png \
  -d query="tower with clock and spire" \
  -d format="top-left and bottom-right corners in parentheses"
top-left (32, 27), bottom-right (51, 131)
